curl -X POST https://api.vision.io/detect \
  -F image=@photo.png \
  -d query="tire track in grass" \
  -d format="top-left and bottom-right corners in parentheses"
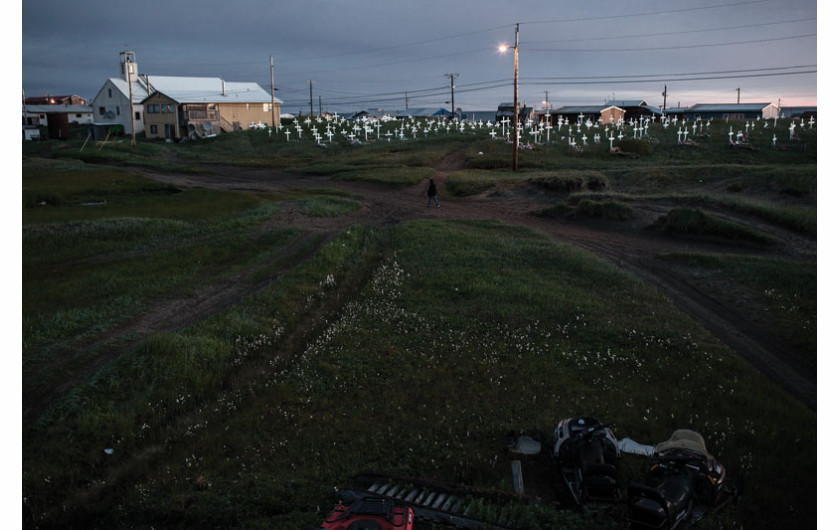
top-left (23, 230), bottom-right (334, 423)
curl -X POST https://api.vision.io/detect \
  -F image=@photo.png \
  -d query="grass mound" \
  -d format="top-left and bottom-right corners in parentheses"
top-left (651, 207), bottom-right (774, 245)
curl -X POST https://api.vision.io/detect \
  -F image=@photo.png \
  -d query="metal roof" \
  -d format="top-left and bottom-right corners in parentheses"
top-left (553, 105), bottom-right (604, 114)
top-left (107, 78), bottom-right (151, 103)
top-left (24, 104), bottom-right (93, 114)
top-left (688, 103), bottom-right (771, 112)
top-left (144, 76), bottom-right (277, 104)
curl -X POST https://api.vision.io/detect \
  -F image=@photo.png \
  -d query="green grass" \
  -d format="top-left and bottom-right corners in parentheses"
top-left (650, 207), bottom-right (776, 245)
top-left (23, 219), bottom-right (815, 529)
top-left (21, 120), bottom-right (817, 529)
top-left (656, 252), bottom-right (816, 373)
top-left (331, 165), bottom-right (435, 186)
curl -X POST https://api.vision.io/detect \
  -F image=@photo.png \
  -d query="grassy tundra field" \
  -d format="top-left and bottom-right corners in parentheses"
top-left (22, 117), bottom-right (816, 529)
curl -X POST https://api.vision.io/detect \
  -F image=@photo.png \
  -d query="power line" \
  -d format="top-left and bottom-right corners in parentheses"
top-left (518, 0), bottom-right (771, 26)
top-left (528, 64), bottom-right (817, 81)
top-left (526, 17), bottom-right (816, 44)
top-left (527, 33), bottom-right (816, 53)
top-left (520, 69), bottom-right (815, 86)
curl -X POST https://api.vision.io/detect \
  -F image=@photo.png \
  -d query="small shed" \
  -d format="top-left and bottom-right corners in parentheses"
top-left (600, 106), bottom-right (625, 125)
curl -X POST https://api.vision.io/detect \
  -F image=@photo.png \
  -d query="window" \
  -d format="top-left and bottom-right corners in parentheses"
top-left (108, 88), bottom-right (112, 98)
top-left (116, 107), bottom-right (120, 115)
top-left (135, 111), bottom-right (141, 120)
top-left (99, 106), bottom-right (106, 115)
top-left (76, 114), bottom-right (82, 118)
top-left (263, 103), bottom-right (273, 112)
top-left (150, 125), bottom-right (158, 134)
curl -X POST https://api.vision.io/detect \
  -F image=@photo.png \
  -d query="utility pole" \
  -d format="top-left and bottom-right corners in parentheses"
top-left (128, 64), bottom-right (135, 147)
top-left (736, 87), bottom-right (741, 104)
top-left (544, 90), bottom-right (550, 125)
top-left (661, 85), bottom-right (667, 111)
top-left (270, 56), bottom-right (276, 131)
top-left (308, 80), bottom-right (314, 116)
top-left (319, 95), bottom-right (322, 116)
top-left (445, 73), bottom-right (458, 120)
top-left (405, 92), bottom-right (409, 111)
top-left (513, 23), bottom-right (519, 171)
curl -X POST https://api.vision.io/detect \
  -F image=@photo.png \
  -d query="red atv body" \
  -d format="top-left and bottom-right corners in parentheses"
top-left (316, 496), bottom-right (414, 530)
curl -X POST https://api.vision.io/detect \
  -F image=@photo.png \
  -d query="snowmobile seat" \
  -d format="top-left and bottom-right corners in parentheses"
top-left (582, 462), bottom-right (620, 501)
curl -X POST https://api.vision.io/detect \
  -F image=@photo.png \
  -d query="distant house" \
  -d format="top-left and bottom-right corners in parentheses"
top-left (552, 105), bottom-right (603, 126)
top-left (463, 110), bottom-right (498, 123)
top-left (604, 100), bottom-right (662, 122)
top-left (600, 106), bottom-right (626, 125)
top-left (24, 104), bottom-right (93, 127)
top-left (781, 106), bottom-right (817, 119)
top-left (394, 108), bottom-right (452, 119)
top-left (141, 77), bottom-right (280, 140)
top-left (22, 104), bottom-right (94, 140)
top-left (24, 94), bottom-right (87, 106)
top-left (351, 108), bottom-right (396, 121)
top-left (686, 103), bottom-right (779, 120)
top-left (495, 102), bottom-right (533, 124)
top-left (664, 106), bottom-right (691, 120)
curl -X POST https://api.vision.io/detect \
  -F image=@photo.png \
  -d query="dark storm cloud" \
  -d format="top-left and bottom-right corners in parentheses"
top-left (22, 0), bottom-right (819, 110)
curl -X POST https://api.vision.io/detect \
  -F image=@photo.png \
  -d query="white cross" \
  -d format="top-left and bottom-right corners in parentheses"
top-left (789, 122), bottom-right (796, 139)
top-left (609, 133), bottom-right (615, 149)
top-left (728, 130), bottom-right (734, 143)
top-left (594, 133), bottom-right (600, 144)
top-left (772, 134), bottom-right (777, 147)
top-left (581, 134), bottom-right (588, 146)
top-left (677, 127), bottom-right (683, 143)
top-left (617, 132), bottom-right (624, 141)
top-left (326, 130), bottom-right (333, 143)
top-left (809, 115), bottom-right (815, 128)
top-left (489, 130), bottom-right (497, 140)
top-left (285, 130), bottom-right (291, 142)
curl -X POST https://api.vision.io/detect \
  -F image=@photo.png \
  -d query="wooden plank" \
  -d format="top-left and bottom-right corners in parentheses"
top-left (511, 460), bottom-right (525, 495)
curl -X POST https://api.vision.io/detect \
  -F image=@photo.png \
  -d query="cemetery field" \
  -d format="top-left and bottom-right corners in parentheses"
top-left (22, 117), bottom-right (816, 529)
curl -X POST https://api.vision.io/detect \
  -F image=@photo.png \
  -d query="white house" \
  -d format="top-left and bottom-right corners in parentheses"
top-left (24, 104), bottom-right (94, 126)
top-left (90, 51), bottom-right (149, 135)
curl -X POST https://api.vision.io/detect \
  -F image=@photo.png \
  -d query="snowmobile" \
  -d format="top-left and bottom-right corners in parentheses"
top-left (627, 429), bottom-right (736, 529)
top-left (313, 495), bottom-right (414, 530)
top-left (551, 417), bottom-right (622, 506)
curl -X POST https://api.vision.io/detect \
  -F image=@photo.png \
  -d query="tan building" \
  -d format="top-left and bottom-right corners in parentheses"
top-left (140, 76), bottom-right (281, 140)
top-left (600, 106), bottom-right (626, 125)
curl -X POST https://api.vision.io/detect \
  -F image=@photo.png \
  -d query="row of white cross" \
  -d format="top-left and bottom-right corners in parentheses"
top-left (261, 112), bottom-right (815, 148)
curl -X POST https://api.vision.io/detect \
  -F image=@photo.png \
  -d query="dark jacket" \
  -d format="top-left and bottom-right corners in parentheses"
top-left (427, 181), bottom-right (437, 196)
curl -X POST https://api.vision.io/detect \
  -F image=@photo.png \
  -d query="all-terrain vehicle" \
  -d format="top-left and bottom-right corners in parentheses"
top-left (551, 417), bottom-right (622, 506)
top-left (313, 495), bottom-right (414, 530)
top-left (627, 429), bottom-right (737, 529)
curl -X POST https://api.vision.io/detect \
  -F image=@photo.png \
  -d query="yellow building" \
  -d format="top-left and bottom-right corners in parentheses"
top-left (140, 76), bottom-right (281, 140)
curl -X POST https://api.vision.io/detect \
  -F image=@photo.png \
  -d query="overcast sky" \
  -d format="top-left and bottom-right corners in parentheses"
top-left (20, 0), bottom-right (820, 113)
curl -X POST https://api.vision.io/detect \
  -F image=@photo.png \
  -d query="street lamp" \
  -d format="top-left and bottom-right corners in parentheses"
top-left (499, 23), bottom-right (520, 171)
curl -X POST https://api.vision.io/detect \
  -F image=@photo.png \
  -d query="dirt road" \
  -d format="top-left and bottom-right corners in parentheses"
top-left (67, 150), bottom-right (818, 413)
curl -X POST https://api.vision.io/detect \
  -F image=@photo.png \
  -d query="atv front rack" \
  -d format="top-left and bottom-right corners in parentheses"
top-left (340, 473), bottom-right (540, 529)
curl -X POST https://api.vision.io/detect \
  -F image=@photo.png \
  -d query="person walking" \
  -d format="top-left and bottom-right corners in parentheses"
top-left (427, 178), bottom-right (440, 208)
